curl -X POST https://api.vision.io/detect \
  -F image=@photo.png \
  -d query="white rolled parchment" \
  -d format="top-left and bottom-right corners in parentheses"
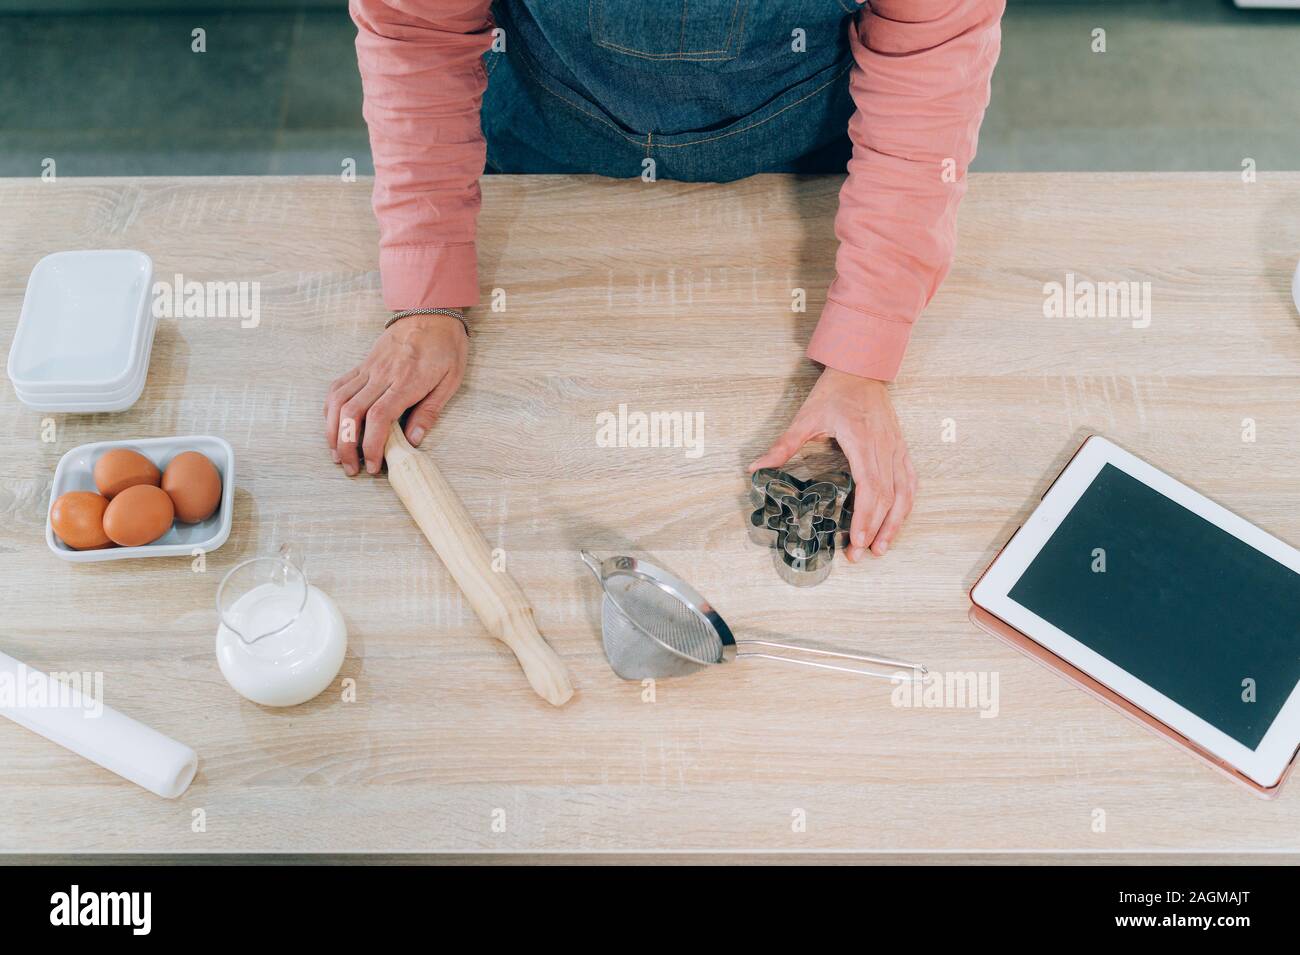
top-left (0, 651), bottom-right (197, 798)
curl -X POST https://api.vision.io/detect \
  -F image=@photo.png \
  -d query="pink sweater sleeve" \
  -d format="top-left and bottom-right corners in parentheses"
top-left (807, 0), bottom-right (1004, 381)
top-left (351, 0), bottom-right (493, 310)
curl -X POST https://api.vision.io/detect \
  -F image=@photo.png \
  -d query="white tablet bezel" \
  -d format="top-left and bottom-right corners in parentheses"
top-left (972, 435), bottom-right (1300, 788)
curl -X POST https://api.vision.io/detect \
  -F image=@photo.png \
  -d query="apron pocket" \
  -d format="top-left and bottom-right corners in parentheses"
top-left (589, 0), bottom-right (748, 61)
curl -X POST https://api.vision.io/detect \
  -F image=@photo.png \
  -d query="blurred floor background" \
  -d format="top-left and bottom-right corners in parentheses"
top-left (0, 0), bottom-right (1296, 177)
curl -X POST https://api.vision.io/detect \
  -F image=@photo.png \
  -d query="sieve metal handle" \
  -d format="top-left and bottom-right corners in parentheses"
top-left (736, 640), bottom-right (927, 682)
top-left (580, 550), bottom-right (604, 582)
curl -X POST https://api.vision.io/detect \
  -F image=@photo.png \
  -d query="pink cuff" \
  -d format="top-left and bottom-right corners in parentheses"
top-left (806, 299), bottom-right (914, 381)
top-left (380, 242), bottom-right (479, 310)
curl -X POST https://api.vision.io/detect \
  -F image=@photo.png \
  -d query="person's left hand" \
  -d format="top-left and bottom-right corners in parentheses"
top-left (748, 367), bottom-right (917, 561)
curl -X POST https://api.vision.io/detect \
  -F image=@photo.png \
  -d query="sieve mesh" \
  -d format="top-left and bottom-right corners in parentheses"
top-left (601, 573), bottom-right (724, 676)
top-left (600, 596), bottom-right (705, 680)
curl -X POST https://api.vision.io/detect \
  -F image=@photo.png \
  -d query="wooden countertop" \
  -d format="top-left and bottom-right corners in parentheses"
top-left (1, 172), bottom-right (1298, 855)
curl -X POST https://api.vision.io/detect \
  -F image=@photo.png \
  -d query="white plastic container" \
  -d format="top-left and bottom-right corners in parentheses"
top-left (47, 435), bottom-right (234, 562)
top-left (8, 250), bottom-right (158, 413)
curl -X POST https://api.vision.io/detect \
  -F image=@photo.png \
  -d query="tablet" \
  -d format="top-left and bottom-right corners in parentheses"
top-left (971, 435), bottom-right (1300, 793)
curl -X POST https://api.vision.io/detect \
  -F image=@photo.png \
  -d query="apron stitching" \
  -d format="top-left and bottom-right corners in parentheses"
top-left (591, 0), bottom-right (746, 60)
top-left (732, 1), bottom-right (750, 55)
top-left (513, 48), bottom-right (646, 145)
top-left (506, 15), bottom-right (848, 152)
top-left (651, 61), bottom-right (851, 149)
top-left (596, 39), bottom-right (732, 60)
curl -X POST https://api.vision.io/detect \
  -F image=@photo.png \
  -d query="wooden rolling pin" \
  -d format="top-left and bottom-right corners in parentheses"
top-left (384, 421), bottom-right (574, 706)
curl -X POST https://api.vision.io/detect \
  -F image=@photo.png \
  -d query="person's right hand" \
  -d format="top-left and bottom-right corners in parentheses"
top-left (324, 314), bottom-right (468, 476)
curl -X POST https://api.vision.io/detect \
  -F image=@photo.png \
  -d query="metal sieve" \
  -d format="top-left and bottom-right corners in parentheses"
top-left (580, 551), bottom-right (927, 682)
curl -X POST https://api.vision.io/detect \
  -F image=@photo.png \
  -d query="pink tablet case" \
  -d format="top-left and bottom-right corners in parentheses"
top-left (968, 438), bottom-right (1299, 799)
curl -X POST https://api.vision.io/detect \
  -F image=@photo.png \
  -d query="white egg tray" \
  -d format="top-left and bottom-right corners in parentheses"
top-left (47, 435), bottom-right (235, 562)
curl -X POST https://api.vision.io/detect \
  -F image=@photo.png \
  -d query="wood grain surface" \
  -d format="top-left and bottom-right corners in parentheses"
top-left (0, 172), bottom-right (1297, 855)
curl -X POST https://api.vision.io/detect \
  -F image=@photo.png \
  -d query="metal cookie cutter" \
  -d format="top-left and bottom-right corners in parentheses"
top-left (747, 467), bottom-right (854, 587)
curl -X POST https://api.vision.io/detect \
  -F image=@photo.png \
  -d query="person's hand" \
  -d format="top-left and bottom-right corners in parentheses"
top-left (324, 314), bottom-right (468, 475)
top-left (748, 367), bottom-right (916, 561)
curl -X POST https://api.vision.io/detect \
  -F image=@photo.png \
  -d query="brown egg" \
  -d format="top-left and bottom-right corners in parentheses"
top-left (50, 491), bottom-right (113, 550)
top-left (103, 484), bottom-right (174, 547)
top-left (162, 450), bottom-right (222, 523)
top-left (93, 448), bottom-right (161, 499)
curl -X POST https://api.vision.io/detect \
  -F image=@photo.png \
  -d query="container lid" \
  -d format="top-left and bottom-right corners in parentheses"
top-left (8, 250), bottom-right (154, 395)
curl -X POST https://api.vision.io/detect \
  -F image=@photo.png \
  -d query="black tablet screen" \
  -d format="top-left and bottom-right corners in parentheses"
top-left (1009, 463), bottom-right (1300, 749)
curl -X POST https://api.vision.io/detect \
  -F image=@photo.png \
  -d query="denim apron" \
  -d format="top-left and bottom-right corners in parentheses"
top-left (482, 0), bottom-right (863, 181)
